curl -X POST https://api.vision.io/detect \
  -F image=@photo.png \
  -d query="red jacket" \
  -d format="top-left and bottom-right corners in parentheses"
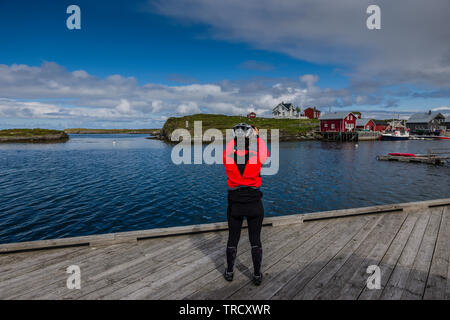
top-left (223, 137), bottom-right (269, 189)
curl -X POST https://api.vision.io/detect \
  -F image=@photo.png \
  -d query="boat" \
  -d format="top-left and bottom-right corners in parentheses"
top-left (381, 119), bottom-right (410, 141)
top-left (388, 153), bottom-right (416, 157)
top-left (381, 129), bottom-right (410, 141)
top-left (411, 135), bottom-right (450, 140)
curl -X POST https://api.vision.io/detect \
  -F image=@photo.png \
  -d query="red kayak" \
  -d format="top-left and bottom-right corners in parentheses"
top-left (388, 153), bottom-right (417, 157)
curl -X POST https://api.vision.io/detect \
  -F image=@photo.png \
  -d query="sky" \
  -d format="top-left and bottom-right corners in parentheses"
top-left (0, 0), bottom-right (449, 129)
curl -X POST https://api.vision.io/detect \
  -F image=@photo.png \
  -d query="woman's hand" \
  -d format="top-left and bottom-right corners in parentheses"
top-left (252, 126), bottom-right (259, 136)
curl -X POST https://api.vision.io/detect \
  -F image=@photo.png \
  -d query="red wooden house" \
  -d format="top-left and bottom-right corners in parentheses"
top-left (319, 112), bottom-right (357, 132)
top-left (304, 107), bottom-right (321, 119)
top-left (247, 112), bottom-right (256, 119)
top-left (373, 120), bottom-right (389, 132)
top-left (356, 118), bottom-right (376, 131)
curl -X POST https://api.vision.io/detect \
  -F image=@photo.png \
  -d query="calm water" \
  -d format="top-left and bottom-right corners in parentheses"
top-left (0, 134), bottom-right (449, 244)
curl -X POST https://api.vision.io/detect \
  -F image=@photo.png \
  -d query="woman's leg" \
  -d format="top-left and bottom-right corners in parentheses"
top-left (226, 207), bottom-right (243, 276)
top-left (227, 210), bottom-right (244, 248)
top-left (247, 213), bottom-right (263, 248)
top-left (247, 201), bottom-right (264, 284)
top-left (247, 214), bottom-right (264, 277)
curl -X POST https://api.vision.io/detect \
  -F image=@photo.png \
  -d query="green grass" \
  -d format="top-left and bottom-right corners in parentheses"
top-left (162, 114), bottom-right (319, 137)
top-left (0, 128), bottom-right (64, 137)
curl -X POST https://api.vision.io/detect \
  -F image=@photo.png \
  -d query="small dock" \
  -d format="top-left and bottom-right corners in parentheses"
top-left (377, 152), bottom-right (450, 165)
top-left (0, 198), bottom-right (449, 300)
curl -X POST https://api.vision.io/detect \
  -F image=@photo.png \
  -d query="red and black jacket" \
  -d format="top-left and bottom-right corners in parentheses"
top-left (223, 137), bottom-right (269, 189)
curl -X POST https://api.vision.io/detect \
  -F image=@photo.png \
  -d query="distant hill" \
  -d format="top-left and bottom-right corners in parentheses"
top-left (64, 128), bottom-right (159, 134)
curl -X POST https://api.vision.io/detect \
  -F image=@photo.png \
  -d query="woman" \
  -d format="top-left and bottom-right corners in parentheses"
top-left (222, 123), bottom-right (269, 285)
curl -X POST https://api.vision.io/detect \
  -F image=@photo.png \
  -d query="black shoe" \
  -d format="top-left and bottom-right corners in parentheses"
top-left (224, 270), bottom-right (234, 282)
top-left (253, 273), bottom-right (263, 286)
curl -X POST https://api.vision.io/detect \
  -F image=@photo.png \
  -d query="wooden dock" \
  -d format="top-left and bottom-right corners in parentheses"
top-left (377, 154), bottom-right (449, 165)
top-left (0, 198), bottom-right (449, 300)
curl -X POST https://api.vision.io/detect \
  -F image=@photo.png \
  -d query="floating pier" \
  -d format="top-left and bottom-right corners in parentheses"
top-left (0, 198), bottom-right (449, 300)
top-left (377, 152), bottom-right (450, 165)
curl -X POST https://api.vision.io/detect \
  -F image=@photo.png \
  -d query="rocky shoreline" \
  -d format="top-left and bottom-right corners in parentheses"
top-left (147, 129), bottom-right (321, 142)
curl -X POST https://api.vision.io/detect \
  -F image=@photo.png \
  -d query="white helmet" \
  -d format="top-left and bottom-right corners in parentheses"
top-left (232, 123), bottom-right (253, 139)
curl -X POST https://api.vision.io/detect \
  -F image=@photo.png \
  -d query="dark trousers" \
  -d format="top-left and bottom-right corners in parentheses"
top-left (226, 200), bottom-right (264, 248)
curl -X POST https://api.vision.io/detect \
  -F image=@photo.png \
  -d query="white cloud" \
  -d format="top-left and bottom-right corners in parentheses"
top-left (0, 61), bottom-right (446, 128)
top-left (177, 102), bottom-right (200, 114)
top-left (115, 99), bottom-right (134, 114)
top-left (432, 106), bottom-right (450, 111)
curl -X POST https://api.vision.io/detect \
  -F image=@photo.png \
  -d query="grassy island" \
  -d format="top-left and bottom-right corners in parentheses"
top-left (160, 114), bottom-right (320, 142)
top-left (0, 129), bottom-right (69, 143)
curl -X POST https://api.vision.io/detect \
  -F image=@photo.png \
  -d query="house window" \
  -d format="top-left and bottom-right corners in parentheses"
top-left (324, 123), bottom-right (328, 128)
top-left (331, 124), bottom-right (335, 129)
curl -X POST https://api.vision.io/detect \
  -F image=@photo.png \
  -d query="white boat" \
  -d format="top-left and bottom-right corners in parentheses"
top-left (381, 119), bottom-right (410, 141)
top-left (381, 130), bottom-right (410, 141)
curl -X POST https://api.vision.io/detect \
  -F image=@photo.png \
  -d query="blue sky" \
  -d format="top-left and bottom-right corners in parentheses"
top-left (0, 0), bottom-right (449, 128)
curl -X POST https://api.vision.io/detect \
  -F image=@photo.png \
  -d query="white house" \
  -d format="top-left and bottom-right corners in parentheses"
top-left (272, 102), bottom-right (306, 119)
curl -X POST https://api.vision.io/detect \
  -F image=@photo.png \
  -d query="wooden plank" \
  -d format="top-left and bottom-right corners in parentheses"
top-left (379, 209), bottom-right (431, 299)
top-left (12, 242), bottom-right (152, 300)
top-left (0, 243), bottom-right (133, 299)
top-left (401, 207), bottom-right (443, 299)
top-left (229, 215), bottom-right (371, 300)
top-left (23, 235), bottom-right (190, 299)
top-left (135, 224), bottom-right (303, 300)
top-left (0, 246), bottom-right (88, 281)
top-left (314, 211), bottom-right (407, 300)
top-left (225, 219), bottom-right (347, 300)
top-left (185, 220), bottom-right (333, 300)
top-left (34, 231), bottom-right (221, 299)
top-left (291, 215), bottom-right (384, 300)
top-left (423, 206), bottom-right (449, 300)
top-left (7, 235), bottom-right (174, 299)
top-left (101, 223), bottom-right (287, 300)
top-left (17, 233), bottom-right (192, 299)
top-left (76, 229), bottom-right (252, 300)
top-left (271, 215), bottom-right (379, 300)
top-left (358, 211), bottom-right (420, 300)
top-left (162, 222), bottom-right (322, 300)
top-left (336, 213), bottom-right (409, 300)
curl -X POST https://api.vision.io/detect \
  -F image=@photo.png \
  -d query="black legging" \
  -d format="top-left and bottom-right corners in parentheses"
top-left (227, 200), bottom-right (264, 248)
